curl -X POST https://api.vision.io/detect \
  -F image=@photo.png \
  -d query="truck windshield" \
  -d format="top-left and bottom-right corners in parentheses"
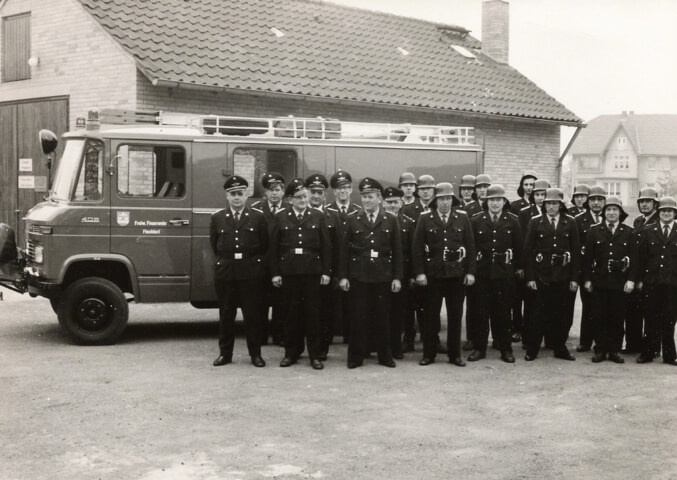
top-left (50, 139), bottom-right (85, 201)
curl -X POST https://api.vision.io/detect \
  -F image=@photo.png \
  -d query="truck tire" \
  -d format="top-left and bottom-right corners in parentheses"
top-left (57, 277), bottom-right (129, 345)
top-left (49, 297), bottom-right (60, 314)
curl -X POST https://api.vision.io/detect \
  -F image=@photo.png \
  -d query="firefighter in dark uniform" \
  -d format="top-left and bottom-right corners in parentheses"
top-left (631, 196), bottom-right (677, 366)
top-left (514, 178), bottom-right (550, 345)
top-left (328, 169), bottom-right (361, 343)
top-left (523, 188), bottom-right (580, 361)
top-left (624, 187), bottom-right (659, 354)
top-left (469, 184), bottom-right (522, 363)
top-left (306, 173), bottom-right (341, 360)
top-left (573, 184), bottom-right (606, 352)
top-left (510, 170), bottom-right (538, 215)
top-left (270, 178), bottom-right (332, 370)
top-left (399, 172), bottom-right (418, 206)
top-left (211, 176), bottom-right (268, 368)
top-left (397, 173), bottom-right (420, 351)
top-left (413, 182), bottom-right (476, 367)
top-left (458, 175), bottom-right (482, 216)
top-left (568, 184), bottom-right (589, 217)
top-left (582, 196), bottom-right (635, 364)
top-left (251, 172), bottom-right (286, 345)
top-left (382, 186), bottom-right (415, 359)
top-left (339, 178), bottom-right (403, 369)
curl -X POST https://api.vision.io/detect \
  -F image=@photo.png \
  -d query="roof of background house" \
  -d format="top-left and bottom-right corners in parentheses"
top-left (570, 114), bottom-right (677, 156)
top-left (77, 0), bottom-right (581, 125)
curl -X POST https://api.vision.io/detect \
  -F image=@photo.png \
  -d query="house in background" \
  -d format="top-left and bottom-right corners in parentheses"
top-left (568, 112), bottom-right (677, 211)
top-left (0, 0), bottom-right (581, 230)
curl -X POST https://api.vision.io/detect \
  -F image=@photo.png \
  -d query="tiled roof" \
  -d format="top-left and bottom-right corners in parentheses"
top-left (77, 0), bottom-right (581, 124)
top-left (570, 114), bottom-right (677, 155)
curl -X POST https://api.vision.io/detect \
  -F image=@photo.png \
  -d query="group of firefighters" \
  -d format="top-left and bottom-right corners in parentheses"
top-left (209, 169), bottom-right (677, 370)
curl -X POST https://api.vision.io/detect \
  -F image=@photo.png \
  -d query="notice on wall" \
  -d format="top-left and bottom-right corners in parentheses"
top-left (19, 158), bottom-right (33, 172)
top-left (34, 176), bottom-right (47, 192)
top-left (18, 176), bottom-right (35, 189)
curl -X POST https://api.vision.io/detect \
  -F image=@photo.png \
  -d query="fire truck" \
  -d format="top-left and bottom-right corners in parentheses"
top-left (0, 110), bottom-right (483, 345)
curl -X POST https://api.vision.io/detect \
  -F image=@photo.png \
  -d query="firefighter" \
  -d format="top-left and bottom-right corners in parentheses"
top-left (402, 174), bottom-right (435, 220)
top-left (469, 184), bottom-right (522, 363)
top-left (631, 196), bottom-right (677, 366)
top-left (399, 172), bottom-right (418, 206)
top-left (211, 176), bottom-right (268, 368)
top-left (568, 184), bottom-right (589, 217)
top-left (458, 175), bottom-right (482, 216)
top-left (252, 172), bottom-right (286, 345)
top-left (270, 178), bottom-right (332, 370)
top-left (339, 178), bottom-right (403, 369)
top-left (382, 186), bottom-right (416, 358)
top-left (306, 173), bottom-right (341, 360)
top-left (510, 170), bottom-right (538, 215)
top-left (328, 169), bottom-right (361, 343)
top-left (582, 196), bottom-right (635, 364)
top-left (413, 182), bottom-right (476, 367)
top-left (523, 188), bottom-right (580, 362)
top-left (514, 178), bottom-right (550, 345)
top-left (624, 187), bottom-right (659, 354)
top-left (574, 185), bottom-right (606, 352)
top-left (473, 174), bottom-right (492, 207)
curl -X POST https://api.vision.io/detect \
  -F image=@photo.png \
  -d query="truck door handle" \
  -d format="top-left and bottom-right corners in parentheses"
top-left (168, 218), bottom-right (190, 226)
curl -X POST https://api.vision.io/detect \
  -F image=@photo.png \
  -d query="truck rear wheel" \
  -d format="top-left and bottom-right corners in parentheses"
top-left (49, 297), bottom-right (60, 314)
top-left (57, 277), bottom-right (128, 345)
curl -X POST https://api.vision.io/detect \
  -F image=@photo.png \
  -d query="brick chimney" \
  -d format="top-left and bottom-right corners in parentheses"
top-left (482, 0), bottom-right (509, 64)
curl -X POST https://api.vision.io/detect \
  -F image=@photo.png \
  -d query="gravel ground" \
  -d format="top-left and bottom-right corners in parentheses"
top-left (1, 289), bottom-right (676, 480)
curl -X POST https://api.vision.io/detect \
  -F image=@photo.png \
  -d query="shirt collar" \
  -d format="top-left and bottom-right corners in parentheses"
top-left (268, 201), bottom-right (281, 211)
top-left (547, 213), bottom-right (560, 222)
top-left (366, 208), bottom-right (380, 218)
top-left (231, 207), bottom-right (244, 216)
top-left (293, 208), bottom-right (306, 217)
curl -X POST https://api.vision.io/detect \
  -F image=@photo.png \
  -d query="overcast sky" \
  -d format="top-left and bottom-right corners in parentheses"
top-left (331, 0), bottom-right (677, 128)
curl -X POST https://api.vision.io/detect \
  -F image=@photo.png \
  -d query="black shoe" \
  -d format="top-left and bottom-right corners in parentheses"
top-left (436, 343), bottom-right (448, 354)
top-left (419, 357), bottom-right (435, 366)
top-left (319, 353), bottom-right (328, 361)
top-left (379, 359), bottom-right (396, 368)
top-left (636, 355), bottom-right (653, 364)
top-left (576, 344), bottom-right (591, 353)
top-left (524, 353), bottom-right (537, 361)
top-left (462, 340), bottom-right (474, 352)
top-left (402, 341), bottom-right (415, 353)
top-left (501, 351), bottom-right (515, 363)
top-left (663, 359), bottom-right (677, 366)
top-left (608, 352), bottom-right (625, 364)
top-left (213, 355), bottom-right (232, 366)
top-left (347, 361), bottom-right (362, 369)
top-left (310, 359), bottom-right (324, 370)
top-left (251, 356), bottom-right (266, 368)
top-left (511, 332), bottom-right (522, 343)
top-left (450, 357), bottom-right (466, 367)
top-left (393, 352), bottom-right (404, 360)
top-left (554, 351), bottom-right (576, 361)
top-left (467, 350), bottom-right (486, 362)
top-left (280, 357), bottom-right (296, 367)
top-left (591, 352), bottom-right (606, 363)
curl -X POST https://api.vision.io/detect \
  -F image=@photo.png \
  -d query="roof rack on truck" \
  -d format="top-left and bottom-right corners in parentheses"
top-left (95, 109), bottom-right (476, 146)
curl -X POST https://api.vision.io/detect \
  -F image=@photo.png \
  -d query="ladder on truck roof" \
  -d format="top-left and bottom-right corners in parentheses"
top-left (96, 109), bottom-right (476, 146)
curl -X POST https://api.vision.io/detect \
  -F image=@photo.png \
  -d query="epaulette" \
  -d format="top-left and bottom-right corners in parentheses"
top-left (471, 211), bottom-right (483, 217)
top-left (401, 214), bottom-right (414, 223)
top-left (507, 212), bottom-right (518, 219)
top-left (251, 200), bottom-right (262, 207)
top-left (519, 205), bottom-right (532, 212)
top-left (276, 208), bottom-right (287, 214)
top-left (454, 209), bottom-right (467, 216)
top-left (326, 207), bottom-right (339, 212)
top-left (211, 208), bottom-right (226, 216)
top-left (347, 210), bottom-right (358, 216)
top-left (385, 210), bottom-right (397, 216)
top-left (532, 213), bottom-right (543, 220)
top-left (563, 213), bottom-right (575, 220)
top-left (574, 211), bottom-right (586, 218)
top-left (251, 207), bottom-right (264, 214)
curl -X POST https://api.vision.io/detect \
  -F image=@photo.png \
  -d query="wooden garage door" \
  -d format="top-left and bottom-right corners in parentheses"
top-left (0, 97), bottom-right (68, 244)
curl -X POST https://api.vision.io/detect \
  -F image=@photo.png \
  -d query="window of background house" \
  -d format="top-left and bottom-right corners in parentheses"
top-left (116, 144), bottom-right (186, 198)
top-left (617, 137), bottom-right (627, 150)
top-left (232, 148), bottom-right (297, 198)
top-left (2, 12), bottom-right (31, 82)
top-left (578, 156), bottom-right (600, 171)
top-left (614, 155), bottom-right (629, 170)
top-left (604, 182), bottom-right (621, 196)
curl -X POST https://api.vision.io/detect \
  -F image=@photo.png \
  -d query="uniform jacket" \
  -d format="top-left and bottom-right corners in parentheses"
top-left (412, 209), bottom-right (476, 279)
top-left (567, 205), bottom-right (585, 217)
top-left (583, 222), bottom-right (634, 290)
top-left (517, 204), bottom-right (540, 239)
top-left (471, 211), bottom-right (522, 280)
top-left (458, 200), bottom-right (482, 217)
top-left (510, 198), bottom-right (530, 215)
top-left (251, 200), bottom-right (284, 226)
top-left (523, 214), bottom-right (581, 284)
top-left (269, 208), bottom-right (332, 277)
top-left (630, 222), bottom-right (677, 287)
top-left (398, 212), bottom-right (416, 280)
top-left (402, 200), bottom-right (433, 222)
top-left (338, 209), bottom-right (403, 283)
top-left (328, 201), bottom-right (361, 225)
top-left (575, 210), bottom-right (603, 254)
top-left (317, 205), bottom-right (342, 273)
top-left (630, 212), bottom-right (659, 248)
top-left (209, 207), bottom-right (269, 281)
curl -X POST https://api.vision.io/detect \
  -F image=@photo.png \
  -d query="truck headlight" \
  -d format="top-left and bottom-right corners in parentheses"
top-left (34, 245), bottom-right (44, 264)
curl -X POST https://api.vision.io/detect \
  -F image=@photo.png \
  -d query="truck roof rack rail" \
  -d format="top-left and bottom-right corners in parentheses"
top-left (96, 109), bottom-right (476, 145)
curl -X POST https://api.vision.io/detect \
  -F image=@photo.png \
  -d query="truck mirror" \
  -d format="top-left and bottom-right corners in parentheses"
top-left (106, 155), bottom-right (121, 176)
top-left (39, 129), bottom-right (58, 154)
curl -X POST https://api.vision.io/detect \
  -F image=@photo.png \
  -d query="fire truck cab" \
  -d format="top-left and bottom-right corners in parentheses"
top-left (0, 110), bottom-right (483, 345)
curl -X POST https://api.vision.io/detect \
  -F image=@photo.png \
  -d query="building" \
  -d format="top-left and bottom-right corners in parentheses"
top-left (568, 112), bottom-right (677, 208)
top-left (0, 0), bottom-right (581, 229)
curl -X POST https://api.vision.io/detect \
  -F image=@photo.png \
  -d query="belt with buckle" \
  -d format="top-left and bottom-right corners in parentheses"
top-left (442, 246), bottom-right (466, 262)
top-left (478, 249), bottom-right (513, 265)
top-left (535, 251), bottom-right (570, 266)
top-left (285, 248), bottom-right (318, 255)
top-left (607, 257), bottom-right (630, 272)
top-left (356, 249), bottom-right (390, 258)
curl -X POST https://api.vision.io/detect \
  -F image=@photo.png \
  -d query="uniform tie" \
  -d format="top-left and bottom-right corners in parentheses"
top-left (608, 223), bottom-right (615, 235)
top-left (664, 224), bottom-right (670, 239)
top-left (233, 211), bottom-right (240, 223)
top-left (493, 214), bottom-right (499, 224)
top-left (369, 213), bottom-right (375, 225)
top-left (594, 213), bottom-right (599, 224)
top-left (441, 213), bottom-right (447, 224)
top-left (551, 217), bottom-right (556, 230)
top-left (271, 204), bottom-right (277, 215)
top-left (341, 206), bottom-right (347, 215)
top-left (297, 213), bottom-right (303, 222)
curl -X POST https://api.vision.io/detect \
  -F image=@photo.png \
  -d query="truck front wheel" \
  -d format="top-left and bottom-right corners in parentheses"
top-left (57, 277), bottom-right (129, 345)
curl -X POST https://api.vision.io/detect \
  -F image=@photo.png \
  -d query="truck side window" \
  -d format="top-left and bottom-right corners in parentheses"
top-left (73, 140), bottom-right (103, 202)
top-left (117, 144), bottom-right (186, 198)
top-left (233, 148), bottom-right (296, 198)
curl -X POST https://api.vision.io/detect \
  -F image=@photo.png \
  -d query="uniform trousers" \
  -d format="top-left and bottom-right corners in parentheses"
top-left (390, 285), bottom-right (411, 356)
top-left (281, 275), bottom-right (322, 360)
top-left (624, 290), bottom-right (645, 352)
top-left (591, 288), bottom-right (626, 354)
top-left (348, 280), bottom-right (393, 364)
top-left (511, 279), bottom-right (527, 335)
top-left (526, 280), bottom-right (570, 357)
top-left (423, 277), bottom-right (464, 359)
top-left (474, 278), bottom-right (513, 353)
top-left (319, 282), bottom-right (335, 356)
top-left (643, 284), bottom-right (677, 362)
top-left (578, 289), bottom-right (594, 348)
top-left (261, 282), bottom-right (283, 344)
top-left (214, 278), bottom-right (264, 358)
top-left (465, 285), bottom-right (480, 344)
top-left (403, 285), bottom-right (426, 343)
